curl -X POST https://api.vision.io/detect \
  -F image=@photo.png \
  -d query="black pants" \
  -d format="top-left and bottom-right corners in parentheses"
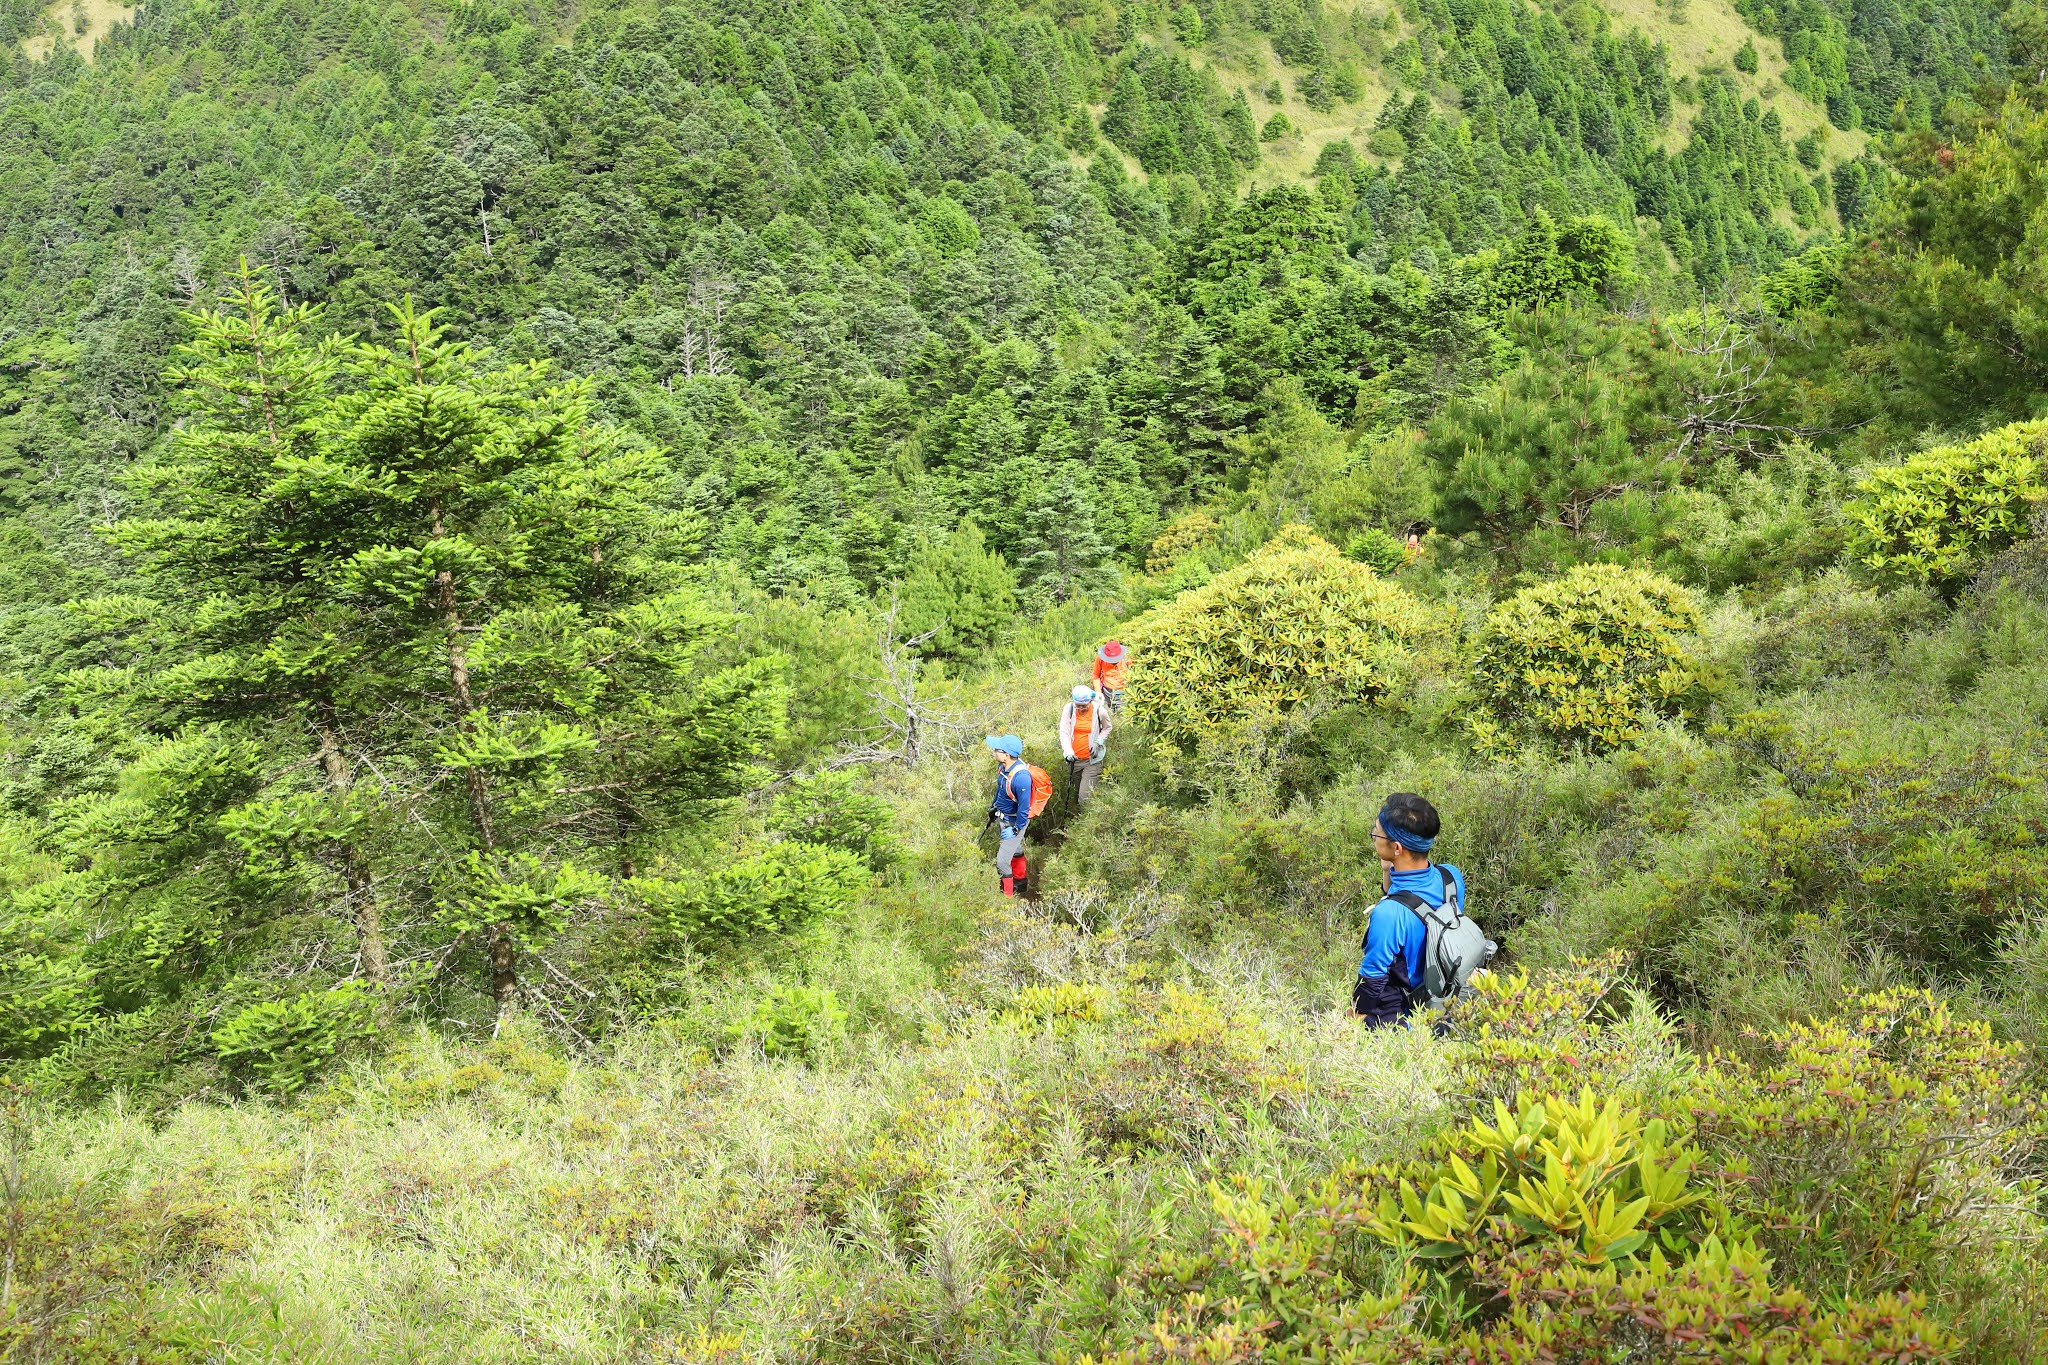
top-left (1353, 972), bottom-right (1412, 1028)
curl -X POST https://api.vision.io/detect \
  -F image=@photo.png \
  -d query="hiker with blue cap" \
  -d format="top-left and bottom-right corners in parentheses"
top-left (1353, 791), bottom-right (1493, 1027)
top-left (1059, 684), bottom-right (1112, 807)
top-left (984, 735), bottom-right (1042, 897)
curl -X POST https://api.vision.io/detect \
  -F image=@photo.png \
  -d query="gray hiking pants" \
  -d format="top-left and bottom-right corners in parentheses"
top-left (1070, 756), bottom-right (1104, 806)
top-left (995, 823), bottom-right (1028, 873)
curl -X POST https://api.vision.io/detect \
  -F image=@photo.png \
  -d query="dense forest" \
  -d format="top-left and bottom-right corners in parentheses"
top-left (4, 0), bottom-right (2048, 1356)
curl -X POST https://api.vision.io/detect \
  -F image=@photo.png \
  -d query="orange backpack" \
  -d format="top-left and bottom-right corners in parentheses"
top-left (1009, 762), bottom-right (1054, 819)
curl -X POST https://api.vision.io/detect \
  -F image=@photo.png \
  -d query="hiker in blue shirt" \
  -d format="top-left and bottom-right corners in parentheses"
top-left (1354, 791), bottom-right (1467, 1027)
top-left (985, 734), bottom-right (1033, 897)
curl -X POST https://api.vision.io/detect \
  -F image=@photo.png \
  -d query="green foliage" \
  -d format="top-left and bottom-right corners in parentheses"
top-left (769, 771), bottom-right (899, 870)
top-left (1733, 39), bottom-right (1759, 73)
top-left (1471, 210), bottom-right (1633, 318)
top-left (1692, 989), bottom-right (2040, 1302)
top-left (1427, 311), bottom-right (1675, 563)
top-left (1345, 527), bottom-right (1409, 573)
top-left (1844, 420), bottom-right (2048, 592)
top-left (1366, 1089), bottom-right (1712, 1275)
top-left (917, 197), bottom-right (982, 258)
top-left (212, 982), bottom-right (378, 1094)
top-left (730, 983), bottom-right (849, 1058)
top-left (1472, 564), bottom-right (1704, 753)
top-left (1121, 526), bottom-right (1435, 755)
top-left (896, 524), bottom-right (1019, 664)
top-left (629, 842), bottom-right (868, 939)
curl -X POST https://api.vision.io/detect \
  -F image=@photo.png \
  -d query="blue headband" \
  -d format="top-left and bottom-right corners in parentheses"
top-left (1377, 807), bottom-right (1435, 854)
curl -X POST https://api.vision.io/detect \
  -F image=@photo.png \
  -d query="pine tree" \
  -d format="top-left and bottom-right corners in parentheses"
top-left (896, 523), bottom-right (1019, 663)
top-left (112, 264), bottom-right (395, 992)
top-left (113, 270), bottom-right (782, 1020)
top-left (1017, 471), bottom-right (1117, 604)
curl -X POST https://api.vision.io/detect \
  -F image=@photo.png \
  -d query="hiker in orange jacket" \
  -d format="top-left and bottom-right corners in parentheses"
top-left (1092, 640), bottom-right (1128, 711)
top-left (1059, 685), bottom-right (1112, 807)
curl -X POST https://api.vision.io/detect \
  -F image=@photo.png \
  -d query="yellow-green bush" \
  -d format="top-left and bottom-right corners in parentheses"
top-left (1367, 1089), bottom-right (1711, 1275)
top-left (1471, 563), bottom-right (1702, 753)
top-left (1845, 420), bottom-right (2048, 592)
top-left (1121, 526), bottom-right (1435, 754)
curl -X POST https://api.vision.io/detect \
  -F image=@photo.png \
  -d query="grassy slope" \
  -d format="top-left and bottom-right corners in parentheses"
top-left (1123, 0), bottom-right (1866, 208)
top-left (21, 0), bottom-right (135, 61)
top-left (1602, 0), bottom-right (1867, 161)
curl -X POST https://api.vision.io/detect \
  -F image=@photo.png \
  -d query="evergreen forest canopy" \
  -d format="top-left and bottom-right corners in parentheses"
top-left (8, 0), bottom-right (2048, 1357)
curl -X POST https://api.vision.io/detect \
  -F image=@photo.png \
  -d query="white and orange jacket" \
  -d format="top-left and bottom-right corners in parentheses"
top-left (1059, 699), bottom-right (1111, 763)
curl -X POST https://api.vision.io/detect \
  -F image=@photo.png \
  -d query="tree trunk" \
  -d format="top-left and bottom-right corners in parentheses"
top-left (433, 514), bottom-right (517, 1019)
top-left (313, 714), bottom-right (389, 1004)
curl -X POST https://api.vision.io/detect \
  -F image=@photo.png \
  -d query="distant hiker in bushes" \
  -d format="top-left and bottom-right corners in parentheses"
top-left (1060, 685), bottom-right (1112, 807)
top-left (1093, 639), bottom-right (1129, 711)
top-left (985, 734), bottom-right (1043, 897)
top-left (1353, 791), bottom-right (1493, 1027)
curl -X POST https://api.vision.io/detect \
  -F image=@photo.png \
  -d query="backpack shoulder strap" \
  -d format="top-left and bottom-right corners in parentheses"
top-left (1438, 866), bottom-right (1461, 917)
top-left (1389, 887), bottom-right (1453, 929)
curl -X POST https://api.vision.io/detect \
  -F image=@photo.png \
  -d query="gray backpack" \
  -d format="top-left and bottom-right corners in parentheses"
top-left (1386, 867), bottom-right (1494, 1006)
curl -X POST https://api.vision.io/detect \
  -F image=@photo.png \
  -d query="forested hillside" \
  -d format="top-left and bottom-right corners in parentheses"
top-left (6, 0), bottom-right (2048, 1357)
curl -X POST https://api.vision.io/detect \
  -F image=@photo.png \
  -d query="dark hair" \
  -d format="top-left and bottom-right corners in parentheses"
top-left (1381, 791), bottom-right (1440, 840)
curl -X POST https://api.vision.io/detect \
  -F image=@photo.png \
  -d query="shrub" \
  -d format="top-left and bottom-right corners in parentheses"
top-left (1472, 563), bottom-right (1703, 753)
top-left (1005, 981), bottom-right (1111, 1029)
top-left (1691, 989), bottom-right (2041, 1304)
top-left (1844, 420), bottom-right (2048, 594)
top-left (1095, 1087), bottom-right (1952, 1364)
top-left (629, 841), bottom-right (868, 938)
top-left (1145, 510), bottom-right (1219, 573)
top-left (1733, 38), bottom-right (1758, 72)
top-left (1121, 526), bottom-right (1435, 756)
top-left (730, 983), bottom-right (848, 1058)
top-left (1367, 126), bottom-right (1407, 157)
top-left (1260, 112), bottom-right (1292, 141)
top-left (768, 771), bottom-right (898, 869)
top-left (1345, 526), bottom-right (1408, 573)
top-left (212, 982), bottom-right (378, 1094)
top-left (1363, 1089), bottom-right (1714, 1287)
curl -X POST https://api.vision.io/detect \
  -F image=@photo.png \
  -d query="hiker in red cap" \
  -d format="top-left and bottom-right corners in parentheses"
top-left (1092, 640), bottom-right (1128, 712)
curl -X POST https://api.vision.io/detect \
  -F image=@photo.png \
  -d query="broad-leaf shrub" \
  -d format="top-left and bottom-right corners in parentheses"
top-left (1096, 1121), bottom-right (1946, 1364)
top-left (628, 842), bottom-right (867, 938)
top-left (1145, 510), bottom-right (1220, 573)
top-left (1365, 1090), bottom-right (1711, 1276)
top-left (211, 982), bottom-right (377, 1093)
top-left (1083, 961), bottom-right (1972, 1364)
top-left (1471, 563), bottom-right (1703, 753)
top-left (1692, 990), bottom-right (2040, 1301)
top-left (1845, 420), bottom-right (2048, 593)
top-left (1121, 526), bottom-right (1434, 755)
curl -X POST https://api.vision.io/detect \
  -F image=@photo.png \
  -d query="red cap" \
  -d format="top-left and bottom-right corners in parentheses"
top-left (1096, 640), bottom-right (1126, 662)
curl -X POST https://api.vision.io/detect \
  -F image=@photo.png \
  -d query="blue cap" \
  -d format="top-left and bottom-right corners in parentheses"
top-left (984, 734), bottom-right (1023, 757)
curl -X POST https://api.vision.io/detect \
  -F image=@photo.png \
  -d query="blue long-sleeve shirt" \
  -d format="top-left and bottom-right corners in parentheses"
top-left (991, 762), bottom-right (1033, 830)
top-left (1356, 863), bottom-right (1465, 1025)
